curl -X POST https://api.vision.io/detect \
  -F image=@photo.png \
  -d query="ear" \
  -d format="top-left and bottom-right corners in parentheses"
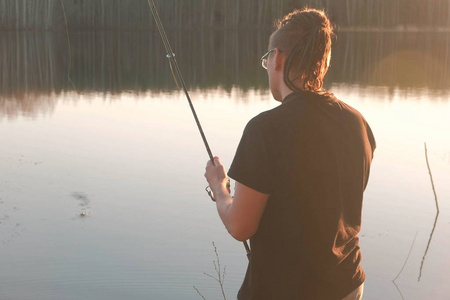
top-left (273, 48), bottom-right (285, 72)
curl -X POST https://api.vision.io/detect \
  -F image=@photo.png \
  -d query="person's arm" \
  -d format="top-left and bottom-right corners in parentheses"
top-left (205, 157), bottom-right (269, 241)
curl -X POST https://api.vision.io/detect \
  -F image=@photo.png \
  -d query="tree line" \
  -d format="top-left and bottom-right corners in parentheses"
top-left (2, 31), bottom-right (449, 120)
top-left (1, 0), bottom-right (449, 31)
top-left (2, 31), bottom-right (449, 99)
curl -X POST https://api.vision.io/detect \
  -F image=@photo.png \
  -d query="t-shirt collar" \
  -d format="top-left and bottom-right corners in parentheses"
top-left (281, 91), bottom-right (307, 105)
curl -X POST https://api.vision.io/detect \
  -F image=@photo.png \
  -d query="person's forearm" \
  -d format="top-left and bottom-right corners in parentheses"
top-left (205, 157), bottom-right (267, 241)
top-left (213, 185), bottom-right (247, 241)
top-left (212, 185), bottom-right (234, 230)
top-left (214, 187), bottom-right (250, 241)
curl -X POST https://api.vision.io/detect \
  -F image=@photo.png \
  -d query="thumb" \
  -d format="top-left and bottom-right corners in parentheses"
top-left (213, 156), bottom-right (221, 165)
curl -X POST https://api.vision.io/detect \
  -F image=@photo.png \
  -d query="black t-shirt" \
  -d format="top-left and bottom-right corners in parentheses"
top-left (228, 91), bottom-right (376, 300)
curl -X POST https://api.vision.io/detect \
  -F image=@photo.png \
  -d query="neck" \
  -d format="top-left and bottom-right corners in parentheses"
top-left (279, 79), bottom-right (305, 102)
top-left (279, 87), bottom-right (294, 102)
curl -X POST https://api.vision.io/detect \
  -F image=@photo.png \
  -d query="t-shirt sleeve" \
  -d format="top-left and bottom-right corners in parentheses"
top-left (228, 116), bottom-right (273, 194)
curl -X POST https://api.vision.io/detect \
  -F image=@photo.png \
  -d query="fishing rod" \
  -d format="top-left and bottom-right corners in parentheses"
top-left (147, 0), bottom-right (212, 162)
top-left (147, 0), bottom-right (251, 260)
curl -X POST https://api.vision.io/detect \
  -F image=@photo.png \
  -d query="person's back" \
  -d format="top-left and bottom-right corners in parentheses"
top-left (230, 91), bottom-right (375, 299)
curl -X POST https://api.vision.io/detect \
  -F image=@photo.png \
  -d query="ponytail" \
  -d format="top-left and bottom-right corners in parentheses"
top-left (271, 8), bottom-right (334, 92)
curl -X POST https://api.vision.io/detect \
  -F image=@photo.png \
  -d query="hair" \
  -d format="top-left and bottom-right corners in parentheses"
top-left (270, 7), bottom-right (335, 93)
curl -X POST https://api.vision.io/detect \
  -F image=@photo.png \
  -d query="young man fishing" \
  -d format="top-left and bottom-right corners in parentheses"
top-left (205, 8), bottom-right (375, 300)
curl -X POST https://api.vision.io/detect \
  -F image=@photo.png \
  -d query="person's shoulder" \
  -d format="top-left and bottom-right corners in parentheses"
top-left (247, 105), bottom-right (282, 126)
top-left (327, 93), bottom-right (363, 116)
top-left (331, 94), bottom-right (374, 134)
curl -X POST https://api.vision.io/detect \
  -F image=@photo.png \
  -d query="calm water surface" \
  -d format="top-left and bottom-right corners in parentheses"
top-left (1, 32), bottom-right (450, 299)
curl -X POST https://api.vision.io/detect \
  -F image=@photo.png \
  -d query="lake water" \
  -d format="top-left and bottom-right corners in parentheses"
top-left (1, 32), bottom-right (450, 299)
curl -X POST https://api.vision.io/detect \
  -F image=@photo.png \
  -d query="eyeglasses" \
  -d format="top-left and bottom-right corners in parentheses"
top-left (261, 48), bottom-right (276, 69)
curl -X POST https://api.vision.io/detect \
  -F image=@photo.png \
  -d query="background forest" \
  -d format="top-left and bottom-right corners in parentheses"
top-left (1, 0), bottom-right (450, 31)
top-left (1, 0), bottom-right (449, 103)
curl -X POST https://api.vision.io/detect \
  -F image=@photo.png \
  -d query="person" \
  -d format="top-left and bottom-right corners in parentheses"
top-left (205, 7), bottom-right (375, 300)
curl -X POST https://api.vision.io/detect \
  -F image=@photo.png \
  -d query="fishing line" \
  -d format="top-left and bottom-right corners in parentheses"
top-left (147, 0), bottom-right (251, 259)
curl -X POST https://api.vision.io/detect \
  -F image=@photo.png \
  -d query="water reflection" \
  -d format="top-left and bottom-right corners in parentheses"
top-left (1, 85), bottom-right (449, 299)
top-left (1, 31), bottom-right (450, 119)
top-left (331, 32), bottom-right (450, 89)
top-left (418, 143), bottom-right (440, 282)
